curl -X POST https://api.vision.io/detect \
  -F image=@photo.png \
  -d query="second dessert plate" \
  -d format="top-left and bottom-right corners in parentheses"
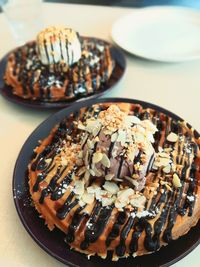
top-left (111, 6), bottom-right (200, 62)
top-left (0, 37), bottom-right (126, 109)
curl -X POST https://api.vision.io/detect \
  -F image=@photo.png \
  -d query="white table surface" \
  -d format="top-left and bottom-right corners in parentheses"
top-left (0, 3), bottom-right (199, 267)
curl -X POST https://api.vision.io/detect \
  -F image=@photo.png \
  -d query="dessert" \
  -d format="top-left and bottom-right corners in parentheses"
top-left (28, 102), bottom-right (200, 260)
top-left (4, 26), bottom-right (114, 102)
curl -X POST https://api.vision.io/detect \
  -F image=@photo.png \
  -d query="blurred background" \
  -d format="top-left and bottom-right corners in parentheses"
top-left (1, 0), bottom-right (200, 11)
top-left (44, 0), bottom-right (200, 8)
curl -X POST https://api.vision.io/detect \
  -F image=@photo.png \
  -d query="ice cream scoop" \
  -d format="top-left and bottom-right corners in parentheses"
top-left (78, 105), bottom-right (157, 191)
top-left (36, 26), bottom-right (81, 66)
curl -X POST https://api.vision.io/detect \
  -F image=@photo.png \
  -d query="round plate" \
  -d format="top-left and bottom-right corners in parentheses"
top-left (13, 98), bottom-right (200, 267)
top-left (0, 37), bottom-right (126, 109)
top-left (111, 7), bottom-right (200, 62)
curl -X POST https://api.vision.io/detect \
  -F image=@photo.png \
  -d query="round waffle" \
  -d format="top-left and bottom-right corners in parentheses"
top-left (28, 102), bottom-right (200, 260)
top-left (4, 38), bottom-right (114, 102)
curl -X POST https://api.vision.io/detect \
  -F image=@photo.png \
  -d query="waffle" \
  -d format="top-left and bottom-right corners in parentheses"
top-left (4, 37), bottom-right (114, 102)
top-left (28, 102), bottom-right (200, 260)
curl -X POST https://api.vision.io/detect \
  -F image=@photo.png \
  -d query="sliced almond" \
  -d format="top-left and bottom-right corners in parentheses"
top-left (92, 123), bottom-right (101, 137)
top-left (101, 154), bottom-right (111, 168)
top-left (89, 169), bottom-right (96, 176)
top-left (172, 173), bottom-right (182, 188)
top-left (134, 132), bottom-right (145, 144)
top-left (82, 192), bottom-right (94, 204)
top-left (159, 152), bottom-right (170, 158)
top-left (87, 139), bottom-right (94, 149)
top-left (165, 183), bottom-right (173, 191)
top-left (117, 188), bottom-right (134, 203)
top-left (130, 195), bottom-right (146, 208)
top-left (92, 152), bottom-right (103, 164)
top-left (84, 170), bottom-right (90, 181)
top-left (105, 173), bottom-right (115, 181)
top-left (94, 136), bottom-right (100, 142)
top-left (126, 115), bottom-right (141, 124)
top-left (115, 199), bottom-right (127, 210)
top-left (102, 197), bottom-right (115, 207)
top-left (111, 132), bottom-right (118, 143)
top-left (78, 123), bottom-right (86, 130)
top-left (93, 166), bottom-right (102, 177)
top-left (117, 130), bottom-right (127, 146)
top-left (77, 166), bottom-right (86, 176)
top-left (103, 181), bottom-right (119, 194)
top-left (85, 120), bottom-right (97, 133)
top-left (124, 176), bottom-right (139, 188)
top-left (74, 180), bottom-right (84, 196)
top-left (87, 184), bottom-right (100, 194)
top-left (167, 132), bottom-right (178, 143)
top-left (113, 177), bottom-right (123, 182)
top-left (163, 165), bottom-right (171, 174)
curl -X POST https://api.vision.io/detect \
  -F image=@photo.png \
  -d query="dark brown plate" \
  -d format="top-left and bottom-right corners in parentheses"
top-left (13, 98), bottom-right (200, 267)
top-left (0, 37), bottom-right (126, 109)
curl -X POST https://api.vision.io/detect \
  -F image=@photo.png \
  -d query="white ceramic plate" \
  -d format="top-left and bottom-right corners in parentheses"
top-left (111, 6), bottom-right (200, 62)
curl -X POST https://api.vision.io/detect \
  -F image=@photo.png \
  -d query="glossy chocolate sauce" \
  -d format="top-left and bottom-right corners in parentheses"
top-left (8, 39), bottom-right (113, 101)
top-left (29, 104), bottom-right (199, 257)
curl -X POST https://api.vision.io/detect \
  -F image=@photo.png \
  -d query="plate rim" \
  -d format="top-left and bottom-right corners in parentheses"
top-left (13, 97), bottom-right (200, 267)
top-left (0, 36), bottom-right (126, 109)
top-left (111, 6), bottom-right (200, 62)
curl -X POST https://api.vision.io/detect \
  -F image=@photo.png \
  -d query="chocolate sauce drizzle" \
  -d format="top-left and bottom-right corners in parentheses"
top-left (8, 39), bottom-right (113, 100)
top-left (30, 104), bottom-right (199, 257)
